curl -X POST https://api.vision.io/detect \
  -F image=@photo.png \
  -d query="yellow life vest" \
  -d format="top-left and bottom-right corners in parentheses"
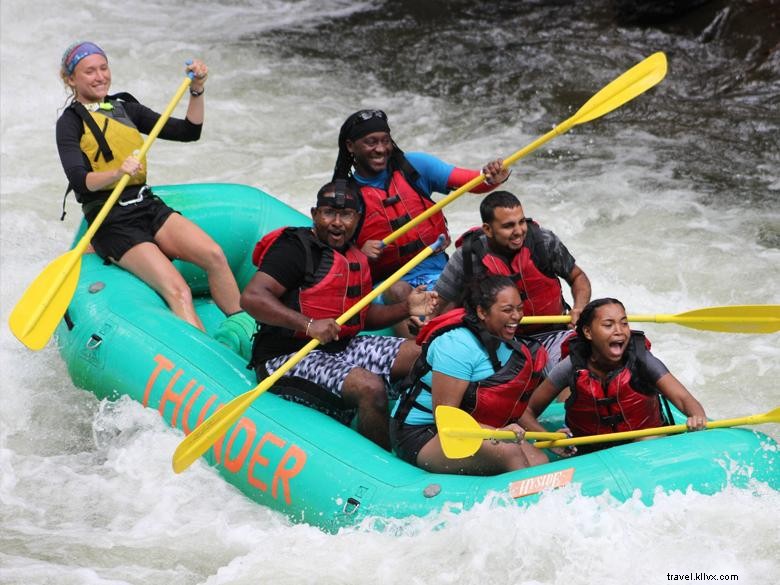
top-left (79, 101), bottom-right (147, 188)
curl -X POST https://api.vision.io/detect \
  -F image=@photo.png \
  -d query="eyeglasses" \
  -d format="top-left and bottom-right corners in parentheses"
top-left (319, 207), bottom-right (359, 221)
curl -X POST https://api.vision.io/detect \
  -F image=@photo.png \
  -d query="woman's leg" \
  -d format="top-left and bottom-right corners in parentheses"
top-left (116, 242), bottom-right (205, 330)
top-left (154, 213), bottom-right (241, 315)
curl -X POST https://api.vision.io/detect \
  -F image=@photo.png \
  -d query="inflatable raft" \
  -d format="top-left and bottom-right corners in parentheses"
top-left (55, 183), bottom-right (779, 532)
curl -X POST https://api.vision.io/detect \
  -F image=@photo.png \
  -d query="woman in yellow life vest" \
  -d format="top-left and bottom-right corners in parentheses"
top-left (56, 41), bottom-right (251, 345)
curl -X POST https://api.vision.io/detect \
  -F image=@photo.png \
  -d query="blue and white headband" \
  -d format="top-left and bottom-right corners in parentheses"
top-left (62, 41), bottom-right (106, 75)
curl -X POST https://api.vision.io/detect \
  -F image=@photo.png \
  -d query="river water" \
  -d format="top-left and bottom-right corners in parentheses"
top-left (1, 1), bottom-right (778, 584)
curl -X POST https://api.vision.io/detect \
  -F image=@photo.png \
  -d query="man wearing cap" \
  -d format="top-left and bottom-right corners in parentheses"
top-left (331, 109), bottom-right (511, 337)
top-left (241, 181), bottom-right (438, 450)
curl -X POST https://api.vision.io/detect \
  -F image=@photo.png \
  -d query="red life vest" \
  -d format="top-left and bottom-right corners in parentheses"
top-left (460, 223), bottom-right (565, 319)
top-left (394, 308), bottom-right (547, 428)
top-left (252, 227), bottom-right (372, 340)
top-left (564, 331), bottom-right (664, 436)
top-left (356, 169), bottom-right (449, 281)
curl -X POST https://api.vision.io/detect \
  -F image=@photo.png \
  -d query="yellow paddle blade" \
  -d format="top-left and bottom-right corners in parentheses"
top-left (172, 386), bottom-right (262, 473)
top-left (533, 406), bottom-right (780, 449)
top-left (757, 406), bottom-right (780, 424)
top-left (436, 405), bottom-right (491, 459)
top-left (657, 305), bottom-right (780, 334)
top-left (569, 52), bottom-right (667, 126)
top-left (8, 250), bottom-right (82, 350)
top-left (435, 405), bottom-right (566, 459)
top-left (173, 334), bottom-right (323, 472)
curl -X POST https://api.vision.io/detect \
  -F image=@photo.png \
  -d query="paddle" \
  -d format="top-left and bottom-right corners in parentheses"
top-left (519, 305), bottom-right (780, 334)
top-left (172, 234), bottom-right (448, 473)
top-left (9, 74), bottom-right (194, 351)
top-left (381, 52), bottom-right (668, 247)
top-left (437, 405), bottom-right (780, 458)
top-left (533, 406), bottom-right (780, 449)
top-left (435, 405), bottom-right (568, 459)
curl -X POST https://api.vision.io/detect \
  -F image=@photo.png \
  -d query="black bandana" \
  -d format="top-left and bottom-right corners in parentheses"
top-left (339, 109), bottom-right (391, 143)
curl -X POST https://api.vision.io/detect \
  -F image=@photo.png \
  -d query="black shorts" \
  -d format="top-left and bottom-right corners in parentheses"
top-left (86, 189), bottom-right (177, 261)
top-left (390, 419), bottom-right (437, 465)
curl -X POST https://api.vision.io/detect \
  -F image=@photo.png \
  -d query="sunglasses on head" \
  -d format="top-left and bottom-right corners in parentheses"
top-left (355, 109), bottom-right (387, 122)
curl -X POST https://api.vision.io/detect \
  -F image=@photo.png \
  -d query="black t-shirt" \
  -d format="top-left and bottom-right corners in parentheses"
top-left (257, 229), bottom-right (323, 291)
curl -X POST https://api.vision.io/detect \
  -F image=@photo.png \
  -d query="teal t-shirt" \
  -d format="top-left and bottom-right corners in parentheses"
top-left (395, 326), bottom-right (513, 426)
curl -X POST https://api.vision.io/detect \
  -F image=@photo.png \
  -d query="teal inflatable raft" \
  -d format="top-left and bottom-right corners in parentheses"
top-left (55, 183), bottom-right (779, 532)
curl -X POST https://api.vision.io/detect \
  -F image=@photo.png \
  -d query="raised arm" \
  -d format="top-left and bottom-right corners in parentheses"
top-left (183, 59), bottom-right (208, 125)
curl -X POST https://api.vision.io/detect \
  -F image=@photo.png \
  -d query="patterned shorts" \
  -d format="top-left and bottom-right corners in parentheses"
top-left (264, 335), bottom-right (406, 397)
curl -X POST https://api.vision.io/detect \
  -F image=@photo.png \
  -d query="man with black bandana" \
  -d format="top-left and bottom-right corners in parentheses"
top-left (241, 181), bottom-right (438, 450)
top-left (331, 109), bottom-right (511, 337)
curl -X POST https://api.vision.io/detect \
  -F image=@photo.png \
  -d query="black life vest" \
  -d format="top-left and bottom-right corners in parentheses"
top-left (394, 308), bottom-right (547, 428)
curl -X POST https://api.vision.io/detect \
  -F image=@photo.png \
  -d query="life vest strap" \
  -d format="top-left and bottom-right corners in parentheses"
top-left (600, 413), bottom-right (625, 426)
top-left (389, 213), bottom-right (411, 230)
top-left (398, 240), bottom-right (425, 257)
top-left (392, 380), bottom-right (433, 424)
top-left (70, 101), bottom-right (114, 163)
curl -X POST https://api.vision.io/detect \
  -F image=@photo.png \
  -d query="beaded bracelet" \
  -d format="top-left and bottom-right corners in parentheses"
top-left (305, 318), bottom-right (314, 336)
